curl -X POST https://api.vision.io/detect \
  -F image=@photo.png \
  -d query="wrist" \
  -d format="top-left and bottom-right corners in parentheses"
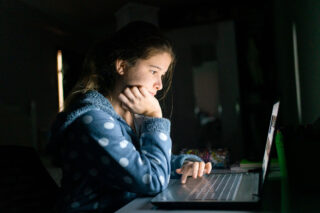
top-left (147, 110), bottom-right (162, 118)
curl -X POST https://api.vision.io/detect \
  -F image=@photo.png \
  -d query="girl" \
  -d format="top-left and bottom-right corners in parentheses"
top-left (49, 21), bottom-right (212, 212)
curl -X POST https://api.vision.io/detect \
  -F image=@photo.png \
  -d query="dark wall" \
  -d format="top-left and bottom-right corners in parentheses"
top-left (0, 0), bottom-right (319, 159)
top-left (0, 0), bottom-right (94, 150)
top-left (293, 0), bottom-right (320, 124)
top-left (0, 0), bottom-right (58, 149)
top-left (274, 0), bottom-right (320, 125)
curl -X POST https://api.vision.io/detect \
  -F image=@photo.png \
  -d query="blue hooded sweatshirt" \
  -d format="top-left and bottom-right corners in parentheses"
top-left (48, 90), bottom-right (203, 212)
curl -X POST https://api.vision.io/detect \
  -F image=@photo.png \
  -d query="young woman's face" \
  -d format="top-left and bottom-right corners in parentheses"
top-left (122, 52), bottom-right (172, 96)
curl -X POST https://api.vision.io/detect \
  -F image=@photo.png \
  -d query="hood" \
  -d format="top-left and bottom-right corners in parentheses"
top-left (47, 90), bottom-right (121, 164)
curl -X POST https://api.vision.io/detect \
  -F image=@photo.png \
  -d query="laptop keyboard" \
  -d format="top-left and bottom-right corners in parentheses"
top-left (189, 173), bottom-right (243, 201)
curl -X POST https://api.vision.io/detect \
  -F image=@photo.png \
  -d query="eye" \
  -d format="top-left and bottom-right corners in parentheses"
top-left (151, 70), bottom-right (157, 74)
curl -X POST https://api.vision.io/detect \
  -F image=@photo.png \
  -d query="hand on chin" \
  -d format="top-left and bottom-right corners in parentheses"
top-left (118, 86), bottom-right (162, 117)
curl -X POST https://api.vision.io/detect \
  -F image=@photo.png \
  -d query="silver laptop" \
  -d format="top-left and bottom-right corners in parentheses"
top-left (151, 101), bottom-right (280, 209)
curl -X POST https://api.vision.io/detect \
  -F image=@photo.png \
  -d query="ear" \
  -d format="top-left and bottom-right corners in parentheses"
top-left (115, 59), bottom-right (126, 75)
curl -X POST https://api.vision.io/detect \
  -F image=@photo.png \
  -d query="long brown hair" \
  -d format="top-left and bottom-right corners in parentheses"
top-left (64, 21), bottom-right (176, 110)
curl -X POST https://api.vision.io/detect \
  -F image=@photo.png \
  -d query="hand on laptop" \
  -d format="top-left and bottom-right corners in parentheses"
top-left (176, 161), bottom-right (212, 184)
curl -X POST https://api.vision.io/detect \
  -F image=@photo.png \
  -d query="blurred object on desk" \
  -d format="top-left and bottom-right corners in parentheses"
top-left (179, 148), bottom-right (230, 169)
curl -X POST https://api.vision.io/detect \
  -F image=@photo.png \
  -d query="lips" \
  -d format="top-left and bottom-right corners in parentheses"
top-left (149, 91), bottom-right (156, 96)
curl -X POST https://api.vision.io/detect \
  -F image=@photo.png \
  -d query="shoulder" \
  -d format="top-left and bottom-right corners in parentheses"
top-left (73, 109), bottom-right (123, 136)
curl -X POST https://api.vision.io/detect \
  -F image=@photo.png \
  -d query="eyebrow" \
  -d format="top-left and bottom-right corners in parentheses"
top-left (149, 65), bottom-right (162, 70)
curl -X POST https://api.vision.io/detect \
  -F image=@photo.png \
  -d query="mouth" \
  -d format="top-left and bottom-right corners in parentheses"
top-left (149, 91), bottom-right (156, 96)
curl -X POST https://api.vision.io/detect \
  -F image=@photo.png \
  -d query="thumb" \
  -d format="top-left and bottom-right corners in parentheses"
top-left (176, 168), bottom-right (182, 174)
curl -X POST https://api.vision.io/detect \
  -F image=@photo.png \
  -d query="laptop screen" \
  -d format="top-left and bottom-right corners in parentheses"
top-left (261, 101), bottom-right (280, 185)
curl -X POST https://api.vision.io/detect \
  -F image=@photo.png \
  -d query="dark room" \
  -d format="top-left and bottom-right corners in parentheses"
top-left (1, 0), bottom-right (319, 212)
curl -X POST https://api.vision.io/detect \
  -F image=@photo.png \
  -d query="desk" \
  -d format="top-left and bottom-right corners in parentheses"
top-left (116, 197), bottom-right (256, 213)
top-left (116, 171), bottom-right (283, 213)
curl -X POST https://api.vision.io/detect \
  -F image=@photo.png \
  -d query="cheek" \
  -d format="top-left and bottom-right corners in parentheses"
top-left (124, 66), bottom-right (154, 87)
top-left (127, 75), bottom-right (144, 83)
top-left (126, 73), bottom-right (151, 87)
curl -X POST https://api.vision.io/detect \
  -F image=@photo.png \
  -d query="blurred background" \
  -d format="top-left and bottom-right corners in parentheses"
top-left (0, 0), bottom-right (319, 163)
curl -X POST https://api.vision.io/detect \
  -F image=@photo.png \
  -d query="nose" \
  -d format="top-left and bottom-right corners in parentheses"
top-left (154, 76), bottom-right (163, 91)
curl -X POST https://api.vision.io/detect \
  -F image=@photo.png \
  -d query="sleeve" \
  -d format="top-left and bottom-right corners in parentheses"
top-left (72, 110), bottom-right (172, 195)
top-left (170, 154), bottom-right (203, 179)
top-left (133, 114), bottom-right (203, 179)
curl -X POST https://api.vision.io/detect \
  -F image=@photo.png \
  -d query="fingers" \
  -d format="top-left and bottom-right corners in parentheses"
top-left (181, 171), bottom-right (188, 184)
top-left (177, 165), bottom-right (191, 184)
top-left (123, 87), bottom-right (136, 102)
top-left (198, 161), bottom-right (205, 177)
top-left (205, 162), bottom-right (212, 174)
top-left (139, 86), bottom-right (149, 97)
top-left (118, 93), bottom-right (131, 110)
top-left (119, 86), bottom-right (142, 111)
top-left (124, 87), bottom-right (144, 103)
top-left (131, 87), bottom-right (143, 99)
top-left (192, 162), bottom-right (199, 179)
top-left (177, 161), bottom-right (212, 184)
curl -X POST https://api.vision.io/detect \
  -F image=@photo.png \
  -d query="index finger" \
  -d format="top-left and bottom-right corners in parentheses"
top-left (181, 172), bottom-right (188, 184)
top-left (131, 86), bottom-right (143, 99)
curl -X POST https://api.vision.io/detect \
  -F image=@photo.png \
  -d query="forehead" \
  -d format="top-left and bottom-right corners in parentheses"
top-left (139, 52), bottom-right (172, 67)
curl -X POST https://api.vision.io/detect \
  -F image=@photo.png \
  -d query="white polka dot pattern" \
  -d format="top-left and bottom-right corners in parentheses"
top-left (119, 140), bottom-right (128, 148)
top-left (83, 115), bottom-right (93, 124)
top-left (159, 132), bottom-right (168, 141)
top-left (104, 122), bottom-right (114, 129)
top-left (98, 138), bottom-right (109, 146)
top-left (142, 174), bottom-right (151, 184)
top-left (119, 158), bottom-right (129, 167)
top-left (57, 106), bottom-right (173, 200)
